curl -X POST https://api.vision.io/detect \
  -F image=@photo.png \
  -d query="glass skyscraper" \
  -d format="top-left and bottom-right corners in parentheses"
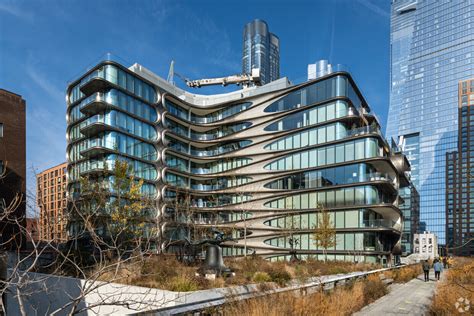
top-left (387, 0), bottom-right (474, 244)
top-left (446, 79), bottom-right (474, 256)
top-left (242, 19), bottom-right (280, 85)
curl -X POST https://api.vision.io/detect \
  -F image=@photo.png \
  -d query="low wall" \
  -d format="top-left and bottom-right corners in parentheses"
top-left (5, 272), bottom-right (179, 315)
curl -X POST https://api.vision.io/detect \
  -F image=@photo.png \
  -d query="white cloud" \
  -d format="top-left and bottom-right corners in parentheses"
top-left (0, 2), bottom-right (34, 21)
top-left (356, 0), bottom-right (390, 18)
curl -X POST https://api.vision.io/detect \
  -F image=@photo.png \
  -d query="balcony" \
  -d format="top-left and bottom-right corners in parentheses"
top-left (361, 219), bottom-right (400, 231)
top-left (79, 72), bottom-right (113, 95)
top-left (80, 122), bottom-right (110, 137)
top-left (190, 183), bottom-right (224, 191)
top-left (346, 125), bottom-right (380, 138)
top-left (80, 145), bottom-right (116, 158)
top-left (79, 93), bottom-right (109, 115)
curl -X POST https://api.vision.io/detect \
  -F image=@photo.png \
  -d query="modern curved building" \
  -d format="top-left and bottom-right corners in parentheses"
top-left (66, 60), bottom-right (410, 264)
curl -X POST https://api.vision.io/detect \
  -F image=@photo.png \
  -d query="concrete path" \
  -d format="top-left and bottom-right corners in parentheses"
top-left (354, 270), bottom-right (443, 315)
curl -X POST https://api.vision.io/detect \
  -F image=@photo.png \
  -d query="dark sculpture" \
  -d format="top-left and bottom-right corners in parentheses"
top-left (185, 228), bottom-right (234, 277)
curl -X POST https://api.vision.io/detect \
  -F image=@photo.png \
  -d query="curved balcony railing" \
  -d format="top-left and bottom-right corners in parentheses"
top-left (346, 125), bottom-right (380, 137)
top-left (361, 219), bottom-right (399, 230)
top-left (190, 184), bottom-right (224, 191)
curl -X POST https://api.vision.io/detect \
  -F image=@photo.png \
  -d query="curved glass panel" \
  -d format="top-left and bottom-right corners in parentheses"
top-left (76, 131), bottom-right (157, 161)
top-left (264, 138), bottom-right (381, 170)
top-left (165, 100), bottom-right (252, 124)
top-left (265, 101), bottom-right (348, 131)
top-left (263, 232), bottom-right (384, 252)
top-left (80, 110), bottom-right (156, 140)
top-left (68, 89), bottom-right (157, 124)
top-left (191, 140), bottom-right (252, 157)
top-left (265, 122), bottom-right (347, 151)
top-left (166, 154), bottom-right (189, 172)
top-left (165, 171), bottom-right (188, 188)
top-left (163, 190), bottom-right (252, 208)
top-left (70, 64), bottom-right (156, 103)
top-left (264, 185), bottom-right (392, 209)
top-left (166, 137), bottom-right (252, 157)
top-left (189, 122), bottom-right (252, 141)
top-left (263, 209), bottom-right (387, 230)
top-left (190, 158), bottom-right (252, 174)
top-left (264, 163), bottom-right (394, 190)
top-left (190, 176), bottom-right (252, 191)
top-left (167, 117), bottom-right (251, 141)
top-left (264, 75), bottom-right (361, 112)
top-left (68, 154), bottom-right (157, 182)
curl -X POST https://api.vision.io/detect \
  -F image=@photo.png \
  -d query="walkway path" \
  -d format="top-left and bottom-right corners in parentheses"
top-left (354, 270), bottom-right (443, 315)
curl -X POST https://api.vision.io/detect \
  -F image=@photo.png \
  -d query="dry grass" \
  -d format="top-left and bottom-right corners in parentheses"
top-left (94, 255), bottom-right (381, 292)
top-left (430, 257), bottom-right (474, 315)
top-left (384, 264), bottom-right (422, 283)
top-left (223, 274), bottom-right (387, 316)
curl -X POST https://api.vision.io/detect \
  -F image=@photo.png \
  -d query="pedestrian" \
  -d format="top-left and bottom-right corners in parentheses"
top-left (434, 259), bottom-right (443, 281)
top-left (422, 259), bottom-right (430, 282)
top-left (442, 256), bottom-right (447, 269)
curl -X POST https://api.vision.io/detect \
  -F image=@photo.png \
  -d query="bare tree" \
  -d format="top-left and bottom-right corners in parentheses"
top-left (0, 161), bottom-right (180, 315)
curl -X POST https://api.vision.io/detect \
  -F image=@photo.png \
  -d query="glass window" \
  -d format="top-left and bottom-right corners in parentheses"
top-left (345, 210), bottom-right (358, 228)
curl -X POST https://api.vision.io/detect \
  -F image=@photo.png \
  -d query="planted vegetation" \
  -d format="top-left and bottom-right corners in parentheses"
top-left (430, 257), bottom-right (474, 315)
top-left (96, 255), bottom-right (381, 292)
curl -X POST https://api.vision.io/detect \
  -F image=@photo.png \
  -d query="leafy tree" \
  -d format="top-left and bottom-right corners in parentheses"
top-left (312, 205), bottom-right (336, 262)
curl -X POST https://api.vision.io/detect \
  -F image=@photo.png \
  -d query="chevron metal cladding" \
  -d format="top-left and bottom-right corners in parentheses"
top-left (66, 61), bottom-right (411, 264)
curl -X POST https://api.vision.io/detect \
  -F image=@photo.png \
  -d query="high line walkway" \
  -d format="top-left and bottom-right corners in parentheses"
top-left (354, 270), bottom-right (443, 315)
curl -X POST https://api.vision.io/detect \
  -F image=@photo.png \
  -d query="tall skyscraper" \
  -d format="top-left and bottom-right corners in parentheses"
top-left (446, 79), bottom-right (474, 256)
top-left (242, 19), bottom-right (280, 85)
top-left (0, 89), bottom-right (26, 249)
top-left (37, 162), bottom-right (68, 242)
top-left (67, 60), bottom-right (410, 264)
top-left (387, 0), bottom-right (474, 245)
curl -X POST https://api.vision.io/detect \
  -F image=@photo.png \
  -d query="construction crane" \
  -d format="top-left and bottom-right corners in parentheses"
top-left (167, 60), bottom-right (261, 88)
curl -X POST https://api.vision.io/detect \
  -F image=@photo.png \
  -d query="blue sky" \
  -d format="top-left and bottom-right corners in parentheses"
top-left (0, 0), bottom-right (390, 198)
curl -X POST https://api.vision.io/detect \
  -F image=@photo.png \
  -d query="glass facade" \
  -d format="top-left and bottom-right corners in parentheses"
top-left (387, 0), bottom-right (474, 244)
top-left (242, 19), bottom-right (280, 85)
top-left (446, 79), bottom-right (474, 256)
top-left (68, 61), bottom-right (409, 264)
top-left (66, 62), bottom-right (159, 239)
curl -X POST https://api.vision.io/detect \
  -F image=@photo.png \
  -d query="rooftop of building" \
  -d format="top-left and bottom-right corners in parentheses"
top-left (129, 63), bottom-right (292, 107)
top-left (36, 162), bottom-right (68, 177)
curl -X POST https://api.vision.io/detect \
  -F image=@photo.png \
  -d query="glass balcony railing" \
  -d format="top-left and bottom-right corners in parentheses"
top-left (190, 184), bottom-right (223, 191)
top-left (190, 168), bottom-right (211, 175)
top-left (366, 172), bottom-right (395, 184)
top-left (361, 219), bottom-right (398, 230)
top-left (346, 125), bottom-right (380, 137)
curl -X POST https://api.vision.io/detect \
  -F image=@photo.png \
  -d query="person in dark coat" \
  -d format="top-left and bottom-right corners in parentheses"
top-left (442, 257), bottom-right (447, 269)
top-left (422, 259), bottom-right (430, 282)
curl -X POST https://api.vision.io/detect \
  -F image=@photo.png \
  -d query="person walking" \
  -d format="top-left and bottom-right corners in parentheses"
top-left (442, 257), bottom-right (447, 269)
top-left (422, 259), bottom-right (430, 282)
top-left (434, 259), bottom-right (443, 281)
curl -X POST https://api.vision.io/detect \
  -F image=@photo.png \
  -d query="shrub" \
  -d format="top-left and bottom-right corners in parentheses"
top-left (252, 271), bottom-right (271, 283)
top-left (362, 274), bottom-right (388, 305)
top-left (268, 269), bottom-right (292, 286)
top-left (431, 257), bottom-right (474, 315)
top-left (167, 275), bottom-right (199, 292)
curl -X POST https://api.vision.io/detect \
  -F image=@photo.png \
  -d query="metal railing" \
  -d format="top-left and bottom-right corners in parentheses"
top-left (136, 264), bottom-right (416, 315)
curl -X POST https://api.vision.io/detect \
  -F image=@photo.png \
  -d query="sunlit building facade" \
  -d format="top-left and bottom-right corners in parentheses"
top-left (387, 0), bottom-right (474, 245)
top-left (37, 162), bottom-right (68, 242)
top-left (67, 60), bottom-right (410, 264)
